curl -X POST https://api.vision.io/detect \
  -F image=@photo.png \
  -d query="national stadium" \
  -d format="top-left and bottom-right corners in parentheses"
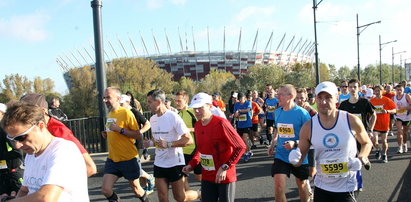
top-left (57, 29), bottom-right (315, 86)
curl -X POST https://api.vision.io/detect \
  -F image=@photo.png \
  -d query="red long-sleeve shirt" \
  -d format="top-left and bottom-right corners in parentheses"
top-left (189, 115), bottom-right (246, 183)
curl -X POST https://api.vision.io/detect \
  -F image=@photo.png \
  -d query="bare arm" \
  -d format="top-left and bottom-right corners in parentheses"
top-left (82, 153), bottom-right (97, 177)
top-left (349, 114), bottom-right (372, 159)
top-left (368, 111), bottom-right (377, 131)
top-left (294, 120), bottom-right (312, 166)
top-left (157, 133), bottom-right (193, 149)
top-left (12, 185), bottom-right (63, 202)
top-left (16, 186), bottom-right (29, 198)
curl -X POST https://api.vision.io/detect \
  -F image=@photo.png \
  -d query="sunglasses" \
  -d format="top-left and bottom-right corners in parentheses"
top-left (6, 124), bottom-right (37, 142)
top-left (341, 86), bottom-right (348, 88)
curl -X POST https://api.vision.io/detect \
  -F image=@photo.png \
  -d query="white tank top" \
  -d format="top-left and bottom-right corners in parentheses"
top-left (311, 110), bottom-right (358, 192)
top-left (393, 94), bottom-right (411, 121)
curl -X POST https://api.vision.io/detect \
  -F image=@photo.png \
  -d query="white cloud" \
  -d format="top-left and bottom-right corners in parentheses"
top-left (234, 6), bottom-right (276, 23)
top-left (0, 12), bottom-right (50, 42)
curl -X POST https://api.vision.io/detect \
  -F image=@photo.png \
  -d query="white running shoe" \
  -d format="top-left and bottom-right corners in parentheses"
top-left (397, 146), bottom-right (404, 154)
top-left (404, 144), bottom-right (408, 153)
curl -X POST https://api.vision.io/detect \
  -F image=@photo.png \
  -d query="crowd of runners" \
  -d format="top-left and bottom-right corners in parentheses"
top-left (1, 79), bottom-right (411, 202)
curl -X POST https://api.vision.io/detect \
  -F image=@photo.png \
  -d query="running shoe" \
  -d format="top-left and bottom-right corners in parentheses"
top-left (244, 152), bottom-right (251, 162)
top-left (259, 138), bottom-right (264, 145)
top-left (142, 148), bottom-right (149, 160)
top-left (251, 145), bottom-right (257, 149)
top-left (404, 144), bottom-right (408, 153)
top-left (375, 150), bottom-right (381, 160)
top-left (389, 131), bottom-right (394, 136)
top-left (397, 146), bottom-right (403, 154)
top-left (382, 154), bottom-right (388, 163)
top-left (249, 151), bottom-right (254, 157)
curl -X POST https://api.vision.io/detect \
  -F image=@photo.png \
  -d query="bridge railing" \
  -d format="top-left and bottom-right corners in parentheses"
top-left (63, 111), bottom-right (154, 153)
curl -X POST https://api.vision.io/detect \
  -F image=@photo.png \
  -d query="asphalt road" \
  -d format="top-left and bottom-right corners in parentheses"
top-left (88, 134), bottom-right (411, 202)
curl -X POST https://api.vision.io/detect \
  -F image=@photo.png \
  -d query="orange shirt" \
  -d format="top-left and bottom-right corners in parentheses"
top-left (370, 96), bottom-right (396, 131)
top-left (251, 101), bottom-right (261, 124)
top-left (217, 100), bottom-right (226, 112)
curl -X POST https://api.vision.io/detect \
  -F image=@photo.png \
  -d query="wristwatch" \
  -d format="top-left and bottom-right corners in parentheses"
top-left (221, 164), bottom-right (229, 171)
top-left (167, 141), bottom-right (173, 148)
top-left (120, 128), bottom-right (125, 135)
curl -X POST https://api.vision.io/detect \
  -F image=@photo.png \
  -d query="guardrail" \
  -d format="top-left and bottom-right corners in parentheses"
top-left (63, 111), bottom-right (154, 153)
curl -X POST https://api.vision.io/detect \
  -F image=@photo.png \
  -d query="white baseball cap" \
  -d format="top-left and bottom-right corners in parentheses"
top-left (120, 94), bottom-right (131, 104)
top-left (315, 81), bottom-right (339, 96)
top-left (365, 88), bottom-right (374, 98)
top-left (0, 103), bottom-right (6, 113)
top-left (189, 92), bottom-right (212, 108)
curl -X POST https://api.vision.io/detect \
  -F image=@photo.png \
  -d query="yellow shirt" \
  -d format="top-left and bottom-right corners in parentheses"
top-left (178, 108), bottom-right (197, 155)
top-left (107, 107), bottom-right (139, 162)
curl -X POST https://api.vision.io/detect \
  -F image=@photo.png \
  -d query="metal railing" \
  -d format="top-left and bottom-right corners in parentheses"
top-left (63, 111), bottom-right (154, 153)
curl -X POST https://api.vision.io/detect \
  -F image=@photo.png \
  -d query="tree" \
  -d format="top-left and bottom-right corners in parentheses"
top-left (106, 58), bottom-right (176, 110)
top-left (239, 64), bottom-right (285, 91)
top-left (0, 74), bottom-right (32, 100)
top-left (62, 66), bottom-right (98, 118)
top-left (197, 70), bottom-right (236, 95)
top-left (173, 76), bottom-right (197, 97)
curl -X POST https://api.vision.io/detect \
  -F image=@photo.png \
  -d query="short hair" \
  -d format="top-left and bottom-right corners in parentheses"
top-left (373, 85), bottom-right (384, 90)
top-left (296, 88), bottom-right (307, 94)
top-left (279, 84), bottom-right (296, 96)
top-left (395, 84), bottom-right (404, 89)
top-left (1, 101), bottom-right (45, 130)
top-left (147, 89), bottom-right (166, 103)
top-left (106, 86), bottom-right (121, 97)
top-left (348, 79), bottom-right (361, 86)
top-left (175, 90), bottom-right (189, 102)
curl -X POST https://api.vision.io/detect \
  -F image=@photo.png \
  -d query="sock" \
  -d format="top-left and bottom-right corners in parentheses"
top-left (139, 191), bottom-right (147, 202)
top-left (107, 192), bottom-right (119, 202)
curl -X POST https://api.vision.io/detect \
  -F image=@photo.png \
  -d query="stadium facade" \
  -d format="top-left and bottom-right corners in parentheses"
top-left (58, 30), bottom-right (315, 87)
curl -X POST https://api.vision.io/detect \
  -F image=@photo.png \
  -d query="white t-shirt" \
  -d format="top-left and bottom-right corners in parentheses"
top-left (211, 106), bottom-right (227, 119)
top-left (150, 110), bottom-right (190, 168)
top-left (23, 138), bottom-right (89, 202)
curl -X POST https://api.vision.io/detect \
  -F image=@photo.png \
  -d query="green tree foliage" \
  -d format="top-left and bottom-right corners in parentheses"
top-left (319, 63), bottom-right (330, 82)
top-left (107, 58), bottom-right (176, 109)
top-left (197, 70), bottom-right (236, 95)
top-left (62, 66), bottom-right (98, 118)
top-left (284, 63), bottom-right (316, 88)
top-left (0, 74), bottom-right (56, 102)
top-left (239, 64), bottom-right (285, 91)
top-left (173, 76), bottom-right (197, 97)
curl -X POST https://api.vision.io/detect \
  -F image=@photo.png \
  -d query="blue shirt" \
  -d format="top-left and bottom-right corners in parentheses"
top-left (338, 93), bottom-right (350, 104)
top-left (274, 105), bottom-right (310, 164)
top-left (265, 97), bottom-right (279, 120)
top-left (405, 86), bottom-right (411, 94)
top-left (234, 101), bottom-right (252, 128)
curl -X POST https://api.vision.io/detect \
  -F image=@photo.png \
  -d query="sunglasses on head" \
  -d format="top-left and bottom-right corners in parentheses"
top-left (7, 123), bottom-right (37, 142)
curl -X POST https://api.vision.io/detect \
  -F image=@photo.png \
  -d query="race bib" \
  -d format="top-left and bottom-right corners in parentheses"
top-left (374, 105), bottom-right (384, 114)
top-left (200, 153), bottom-right (215, 171)
top-left (353, 113), bottom-right (362, 120)
top-left (319, 159), bottom-right (349, 178)
top-left (397, 109), bottom-right (407, 115)
top-left (277, 123), bottom-right (295, 138)
top-left (105, 118), bottom-right (117, 132)
top-left (238, 114), bottom-right (247, 121)
top-left (0, 160), bottom-right (7, 169)
top-left (267, 107), bottom-right (275, 112)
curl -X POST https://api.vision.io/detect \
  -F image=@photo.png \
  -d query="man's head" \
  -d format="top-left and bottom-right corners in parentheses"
top-left (189, 92), bottom-right (213, 121)
top-left (340, 80), bottom-right (348, 94)
top-left (295, 88), bottom-right (308, 106)
top-left (265, 84), bottom-right (273, 93)
top-left (20, 93), bottom-right (49, 118)
top-left (0, 103), bottom-right (6, 121)
top-left (165, 97), bottom-right (173, 109)
top-left (395, 84), bottom-right (404, 95)
top-left (385, 84), bottom-right (392, 93)
top-left (237, 92), bottom-right (246, 103)
top-left (277, 84), bottom-right (296, 107)
top-left (50, 97), bottom-right (61, 108)
top-left (1, 101), bottom-right (48, 155)
top-left (212, 92), bottom-right (220, 101)
top-left (103, 87), bottom-right (121, 112)
top-left (373, 85), bottom-right (384, 98)
top-left (268, 88), bottom-right (276, 98)
top-left (175, 91), bottom-right (189, 111)
top-left (315, 81), bottom-right (339, 114)
top-left (348, 78), bottom-right (361, 96)
top-left (146, 89), bottom-right (166, 114)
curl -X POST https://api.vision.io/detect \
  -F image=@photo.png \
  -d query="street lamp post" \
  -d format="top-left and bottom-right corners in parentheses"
top-left (379, 35), bottom-right (397, 85)
top-left (312, 0), bottom-right (324, 85)
top-left (356, 14), bottom-right (381, 81)
top-left (405, 58), bottom-right (411, 81)
top-left (392, 48), bottom-right (406, 84)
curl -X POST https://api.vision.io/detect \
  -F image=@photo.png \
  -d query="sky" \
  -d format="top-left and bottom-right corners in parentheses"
top-left (1, 0), bottom-right (410, 95)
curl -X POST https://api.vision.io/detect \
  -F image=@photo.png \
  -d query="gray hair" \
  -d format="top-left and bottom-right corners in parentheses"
top-left (147, 89), bottom-right (165, 103)
top-left (106, 86), bottom-right (121, 97)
